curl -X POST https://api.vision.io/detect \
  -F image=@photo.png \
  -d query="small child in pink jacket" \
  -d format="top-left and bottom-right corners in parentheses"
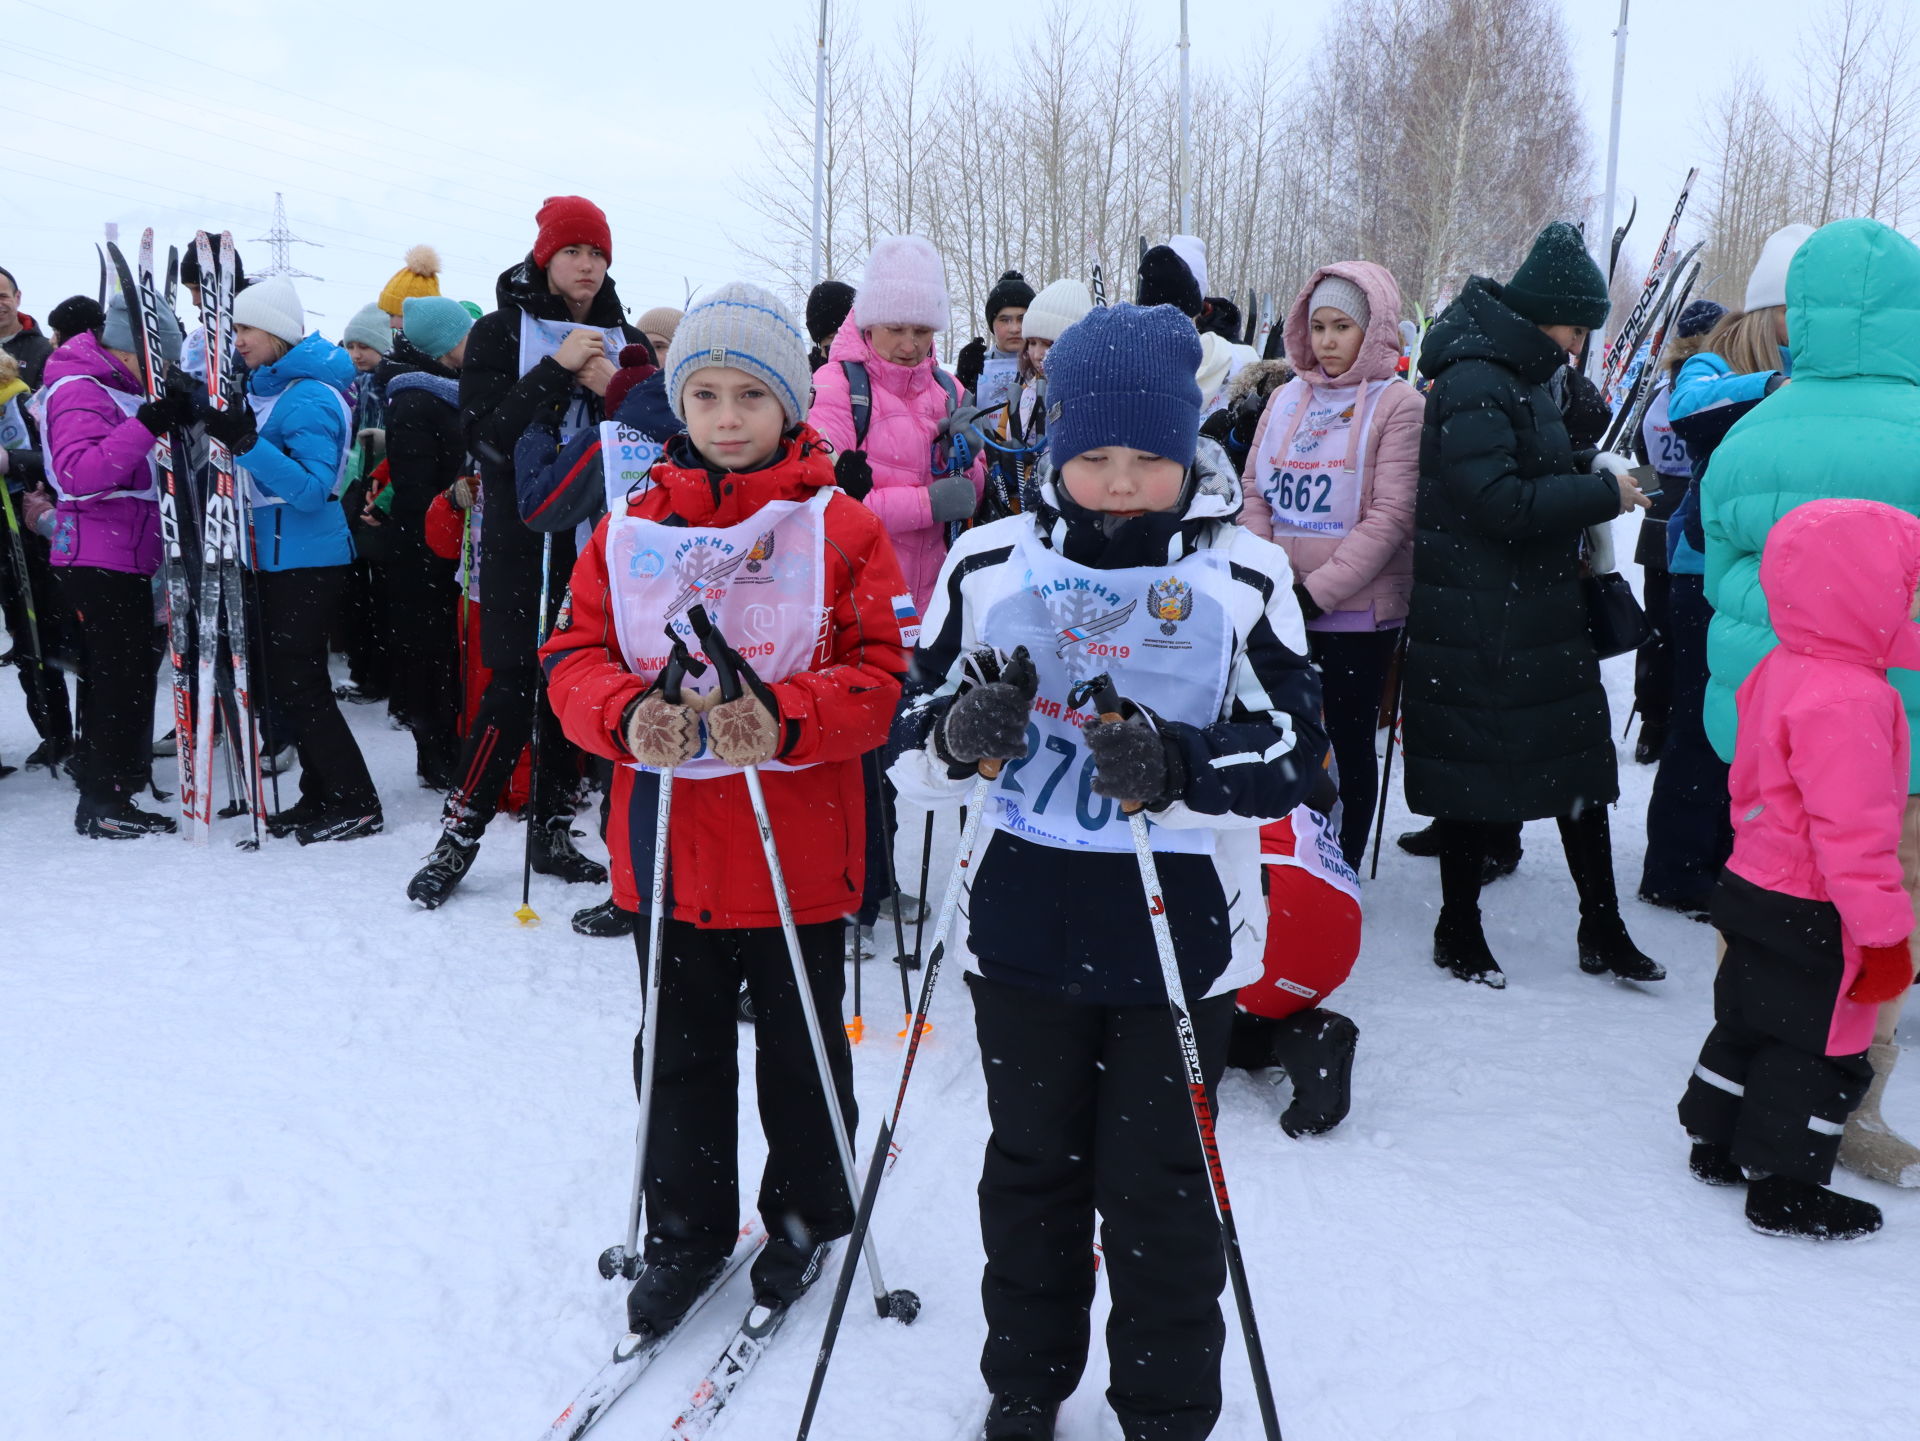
top-left (1679, 497), bottom-right (1920, 1241)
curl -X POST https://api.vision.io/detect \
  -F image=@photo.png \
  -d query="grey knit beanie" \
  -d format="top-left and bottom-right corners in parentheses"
top-left (664, 281), bottom-right (813, 428)
top-left (1308, 274), bottom-right (1370, 332)
top-left (342, 301), bottom-right (394, 355)
top-left (102, 291), bottom-right (183, 364)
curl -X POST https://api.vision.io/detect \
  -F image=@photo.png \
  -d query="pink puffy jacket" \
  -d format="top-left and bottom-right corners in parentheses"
top-left (1239, 260), bottom-right (1420, 626)
top-left (1727, 498), bottom-right (1920, 1053)
top-left (807, 316), bottom-right (982, 609)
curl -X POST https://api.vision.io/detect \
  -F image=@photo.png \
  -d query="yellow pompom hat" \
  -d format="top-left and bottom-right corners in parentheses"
top-left (378, 245), bottom-right (442, 317)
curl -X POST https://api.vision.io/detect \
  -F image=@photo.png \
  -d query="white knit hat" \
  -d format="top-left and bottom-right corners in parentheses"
top-left (853, 235), bottom-right (950, 331)
top-left (1744, 223), bottom-right (1816, 312)
top-left (233, 276), bottom-right (306, 347)
top-left (1022, 278), bottom-right (1094, 343)
top-left (1167, 234), bottom-right (1209, 296)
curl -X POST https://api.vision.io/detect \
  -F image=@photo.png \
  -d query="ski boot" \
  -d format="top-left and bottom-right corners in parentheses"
top-left (982, 1396), bottom-right (1059, 1441)
top-left (1270, 1009), bottom-right (1360, 1138)
top-left (75, 796), bottom-right (179, 839)
top-left (1746, 1175), bottom-right (1882, 1240)
top-left (751, 1235), bottom-right (834, 1310)
top-left (1577, 917), bottom-right (1666, 981)
top-left (24, 737), bottom-right (72, 774)
top-left (265, 796), bottom-right (327, 839)
top-left (296, 807), bottom-right (384, 845)
top-left (572, 897), bottom-right (638, 938)
top-left (626, 1253), bottom-right (729, 1339)
top-left (531, 818), bottom-right (608, 885)
top-left (408, 833), bottom-right (481, 909)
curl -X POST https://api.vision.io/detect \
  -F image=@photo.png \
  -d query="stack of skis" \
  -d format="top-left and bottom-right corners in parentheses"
top-left (1595, 167), bottom-right (1706, 457)
top-left (105, 227), bottom-right (268, 848)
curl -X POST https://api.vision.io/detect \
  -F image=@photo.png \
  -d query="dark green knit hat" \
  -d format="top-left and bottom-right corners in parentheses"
top-left (1503, 222), bottom-right (1610, 328)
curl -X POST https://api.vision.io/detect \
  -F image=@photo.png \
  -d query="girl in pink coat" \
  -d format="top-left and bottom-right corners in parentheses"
top-left (808, 235), bottom-right (981, 610)
top-left (1679, 498), bottom-right (1920, 1241)
top-left (1239, 260), bottom-right (1422, 865)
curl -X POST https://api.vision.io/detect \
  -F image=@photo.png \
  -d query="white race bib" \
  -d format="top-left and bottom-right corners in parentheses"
top-left (32, 375), bottom-right (161, 503)
top-left (1252, 378), bottom-right (1391, 541)
top-left (1, 395), bottom-right (31, 452)
top-left (518, 314), bottom-right (624, 443)
top-left (1641, 386), bottom-right (1691, 479)
top-left (975, 525), bottom-right (1235, 855)
top-left (599, 421), bottom-right (663, 515)
top-left (241, 382), bottom-right (353, 506)
top-left (604, 489), bottom-right (831, 778)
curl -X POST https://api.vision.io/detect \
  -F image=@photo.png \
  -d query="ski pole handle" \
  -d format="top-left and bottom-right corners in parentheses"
top-left (642, 627), bottom-right (706, 707)
top-left (976, 644), bottom-right (1036, 781)
top-left (1069, 672), bottom-right (1146, 814)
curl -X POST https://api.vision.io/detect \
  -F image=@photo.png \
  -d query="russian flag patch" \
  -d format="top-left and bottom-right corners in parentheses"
top-left (891, 592), bottom-right (921, 647)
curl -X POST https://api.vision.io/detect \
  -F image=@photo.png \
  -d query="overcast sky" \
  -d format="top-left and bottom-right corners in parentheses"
top-left (4, 0), bottom-right (1822, 333)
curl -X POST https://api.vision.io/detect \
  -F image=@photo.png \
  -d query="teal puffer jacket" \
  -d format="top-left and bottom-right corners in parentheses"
top-left (1703, 218), bottom-right (1920, 789)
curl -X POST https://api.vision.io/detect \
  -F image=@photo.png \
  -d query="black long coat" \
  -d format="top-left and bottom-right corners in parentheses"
top-left (1402, 278), bottom-right (1623, 823)
top-left (459, 260), bottom-right (639, 668)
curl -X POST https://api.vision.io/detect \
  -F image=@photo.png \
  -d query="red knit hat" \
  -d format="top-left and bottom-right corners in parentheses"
top-left (533, 195), bottom-right (612, 267)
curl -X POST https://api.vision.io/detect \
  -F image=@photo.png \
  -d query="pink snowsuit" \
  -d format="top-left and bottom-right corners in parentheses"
top-left (1727, 497), bottom-right (1920, 1054)
top-left (807, 317), bottom-right (982, 609)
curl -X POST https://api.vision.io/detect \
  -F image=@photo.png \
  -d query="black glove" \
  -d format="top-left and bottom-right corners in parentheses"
top-left (204, 401), bottom-right (258, 455)
top-left (955, 336), bottom-right (988, 394)
top-left (1292, 581), bottom-right (1324, 621)
top-left (136, 391), bottom-right (195, 436)
top-left (1083, 705), bottom-right (1188, 809)
top-left (1199, 408), bottom-right (1235, 444)
top-left (937, 665), bottom-right (1038, 767)
top-left (835, 448), bottom-right (874, 501)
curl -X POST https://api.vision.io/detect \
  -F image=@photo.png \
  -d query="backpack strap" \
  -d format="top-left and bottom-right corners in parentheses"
top-left (934, 366), bottom-right (960, 414)
top-left (842, 360), bottom-right (872, 448)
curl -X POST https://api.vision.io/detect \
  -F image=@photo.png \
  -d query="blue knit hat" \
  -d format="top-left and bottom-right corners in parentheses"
top-left (402, 296), bottom-right (474, 361)
top-left (1045, 303), bottom-right (1203, 468)
top-left (664, 281), bottom-right (812, 428)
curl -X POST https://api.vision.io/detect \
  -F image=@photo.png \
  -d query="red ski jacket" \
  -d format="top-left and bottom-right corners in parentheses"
top-left (541, 426), bottom-right (910, 927)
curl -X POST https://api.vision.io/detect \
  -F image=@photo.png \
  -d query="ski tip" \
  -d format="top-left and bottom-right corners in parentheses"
top-left (515, 905), bottom-right (542, 927)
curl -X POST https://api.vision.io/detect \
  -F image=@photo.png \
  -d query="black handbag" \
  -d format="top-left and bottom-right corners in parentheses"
top-left (1584, 568), bottom-right (1651, 660)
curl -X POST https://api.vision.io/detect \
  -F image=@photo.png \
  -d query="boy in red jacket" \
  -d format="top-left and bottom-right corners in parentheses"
top-left (541, 282), bottom-right (910, 1332)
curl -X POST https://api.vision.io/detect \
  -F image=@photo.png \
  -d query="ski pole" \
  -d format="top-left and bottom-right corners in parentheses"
top-left (1074, 673), bottom-right (1285, 1441)
top-left (901, 808), bottom-right (936, 1037)
top-left (873, 750), bottom-right (914, 1020)
top-left (599, 631), bottom-right (704, 1284)
top-left (516, 533), bottom-right (555, 926)
top-left (846, 915), bottom-right (863, 1045)
top-left (794, 648), bottom-right (1030, 1440)
top-left (686, 605), bottom-right (918, 1325)
top-left (1369, 628), bottom-right (1409, 880)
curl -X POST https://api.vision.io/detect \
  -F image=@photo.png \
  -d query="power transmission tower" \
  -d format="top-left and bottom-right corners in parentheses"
top-left (251, 192), bottom-right (323, 282)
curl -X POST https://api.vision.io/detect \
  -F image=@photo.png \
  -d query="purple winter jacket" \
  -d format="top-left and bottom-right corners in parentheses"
top-left (41, 331), bottom-right (164, 576)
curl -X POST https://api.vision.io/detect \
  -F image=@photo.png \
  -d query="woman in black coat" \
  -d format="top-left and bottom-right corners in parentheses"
top-left (1403, 222), bottom-right (1661, 988)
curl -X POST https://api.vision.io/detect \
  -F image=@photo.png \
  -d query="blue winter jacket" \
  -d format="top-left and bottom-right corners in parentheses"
top-left (515, 371), bottom-right (679, 534)
top-left (238, 332), bottom-right (357, 571)
top-left (1663, 347), bottom-right (1789, 575)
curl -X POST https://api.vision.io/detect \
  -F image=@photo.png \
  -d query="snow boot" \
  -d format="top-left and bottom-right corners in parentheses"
top-left (1839, 1042), bottom-right (1920, 1187)
top-left (295, 807), bottom-right (383, 845)
top-left (1745, 1175), bottom-right (1882, 1240)
top-left (1433, 910), bottom-right (1505, 989)
top-left (982, 1395), bottom-right (1059, 1441)
top-left (1638, 887), bottom-right (1713, 924)
top-left (1397, 822), bottom-right (1443, 857)
top-left (74, 796), bottom-right (178, 839)
top-left (333, 680), bottom-right (386, 705)
top-left (1576, 917), bottom-right (1666, 982)
top-left (530, 818), bottom-right (608, 885)
top-left (408, 833), bottom-right (481, 909)
top-left (625, 1252), bottom-right (729, 1339)
top-left (24, 736), bottom-right (72, 774)
top-left (1689, 1140), bottom-right (1744, 1187)
top-left (1400, 821), bottom-right (1522, 883)
top-left (1271, 1009), bottom-right (1359, 1138)
top-left (572, 897), bottom-right (637, 938)
top-left (879, 887), bottom-right (927, 926)
top-left (265, 796), bottom-right (327, 839)
top-left (1634, 719), bottom-right (1667, 766)
top-left (260, 741), bottom-right (299, 777)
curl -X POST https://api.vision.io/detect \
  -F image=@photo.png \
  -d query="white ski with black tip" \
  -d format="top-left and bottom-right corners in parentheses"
top-left (539, 1219), bottom-right (765, 1441)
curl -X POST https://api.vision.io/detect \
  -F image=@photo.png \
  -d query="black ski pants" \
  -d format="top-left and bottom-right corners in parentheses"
top-left (1, 517), bottom-right (74, 749)
top-left (1309, 628), bottom-right (1399, 868)
top-left (1678, 872), bottom-right (1873, 1184)
top-left (1640, 574), bottom-right (1732, 912)
top-left (256, 566), bottom-right (378, 813)
top-left (633, 919), bottom-right (857, 1300)
top-left (969, 972), bottom-right (1233, 1441)
top-left (440, 660), bottom-right (572, 839)
top-left (54, 565), bottom-right (159, 806)
top-left (381, 539), bottom-right (460, 781)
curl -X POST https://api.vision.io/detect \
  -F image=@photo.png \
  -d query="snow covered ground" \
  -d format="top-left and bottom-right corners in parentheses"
top-left (5, 520), bottom-right (1917, 1441)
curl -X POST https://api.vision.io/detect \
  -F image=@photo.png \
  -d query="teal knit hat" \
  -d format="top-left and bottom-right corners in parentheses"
top-left (342, 301), bottom-right (393, 355)
top-left (1503, 222), bottom-right (1611, 329)
top-left (402, 295), bottom-right (474, 361)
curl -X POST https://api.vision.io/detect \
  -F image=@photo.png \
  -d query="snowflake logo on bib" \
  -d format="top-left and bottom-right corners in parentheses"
top-left (744, 529), bottom-right (777, 573)
top-left (664, 543), bottom-right (749, 619)
top-left (1147, 577), bottom-right (1193, 635)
